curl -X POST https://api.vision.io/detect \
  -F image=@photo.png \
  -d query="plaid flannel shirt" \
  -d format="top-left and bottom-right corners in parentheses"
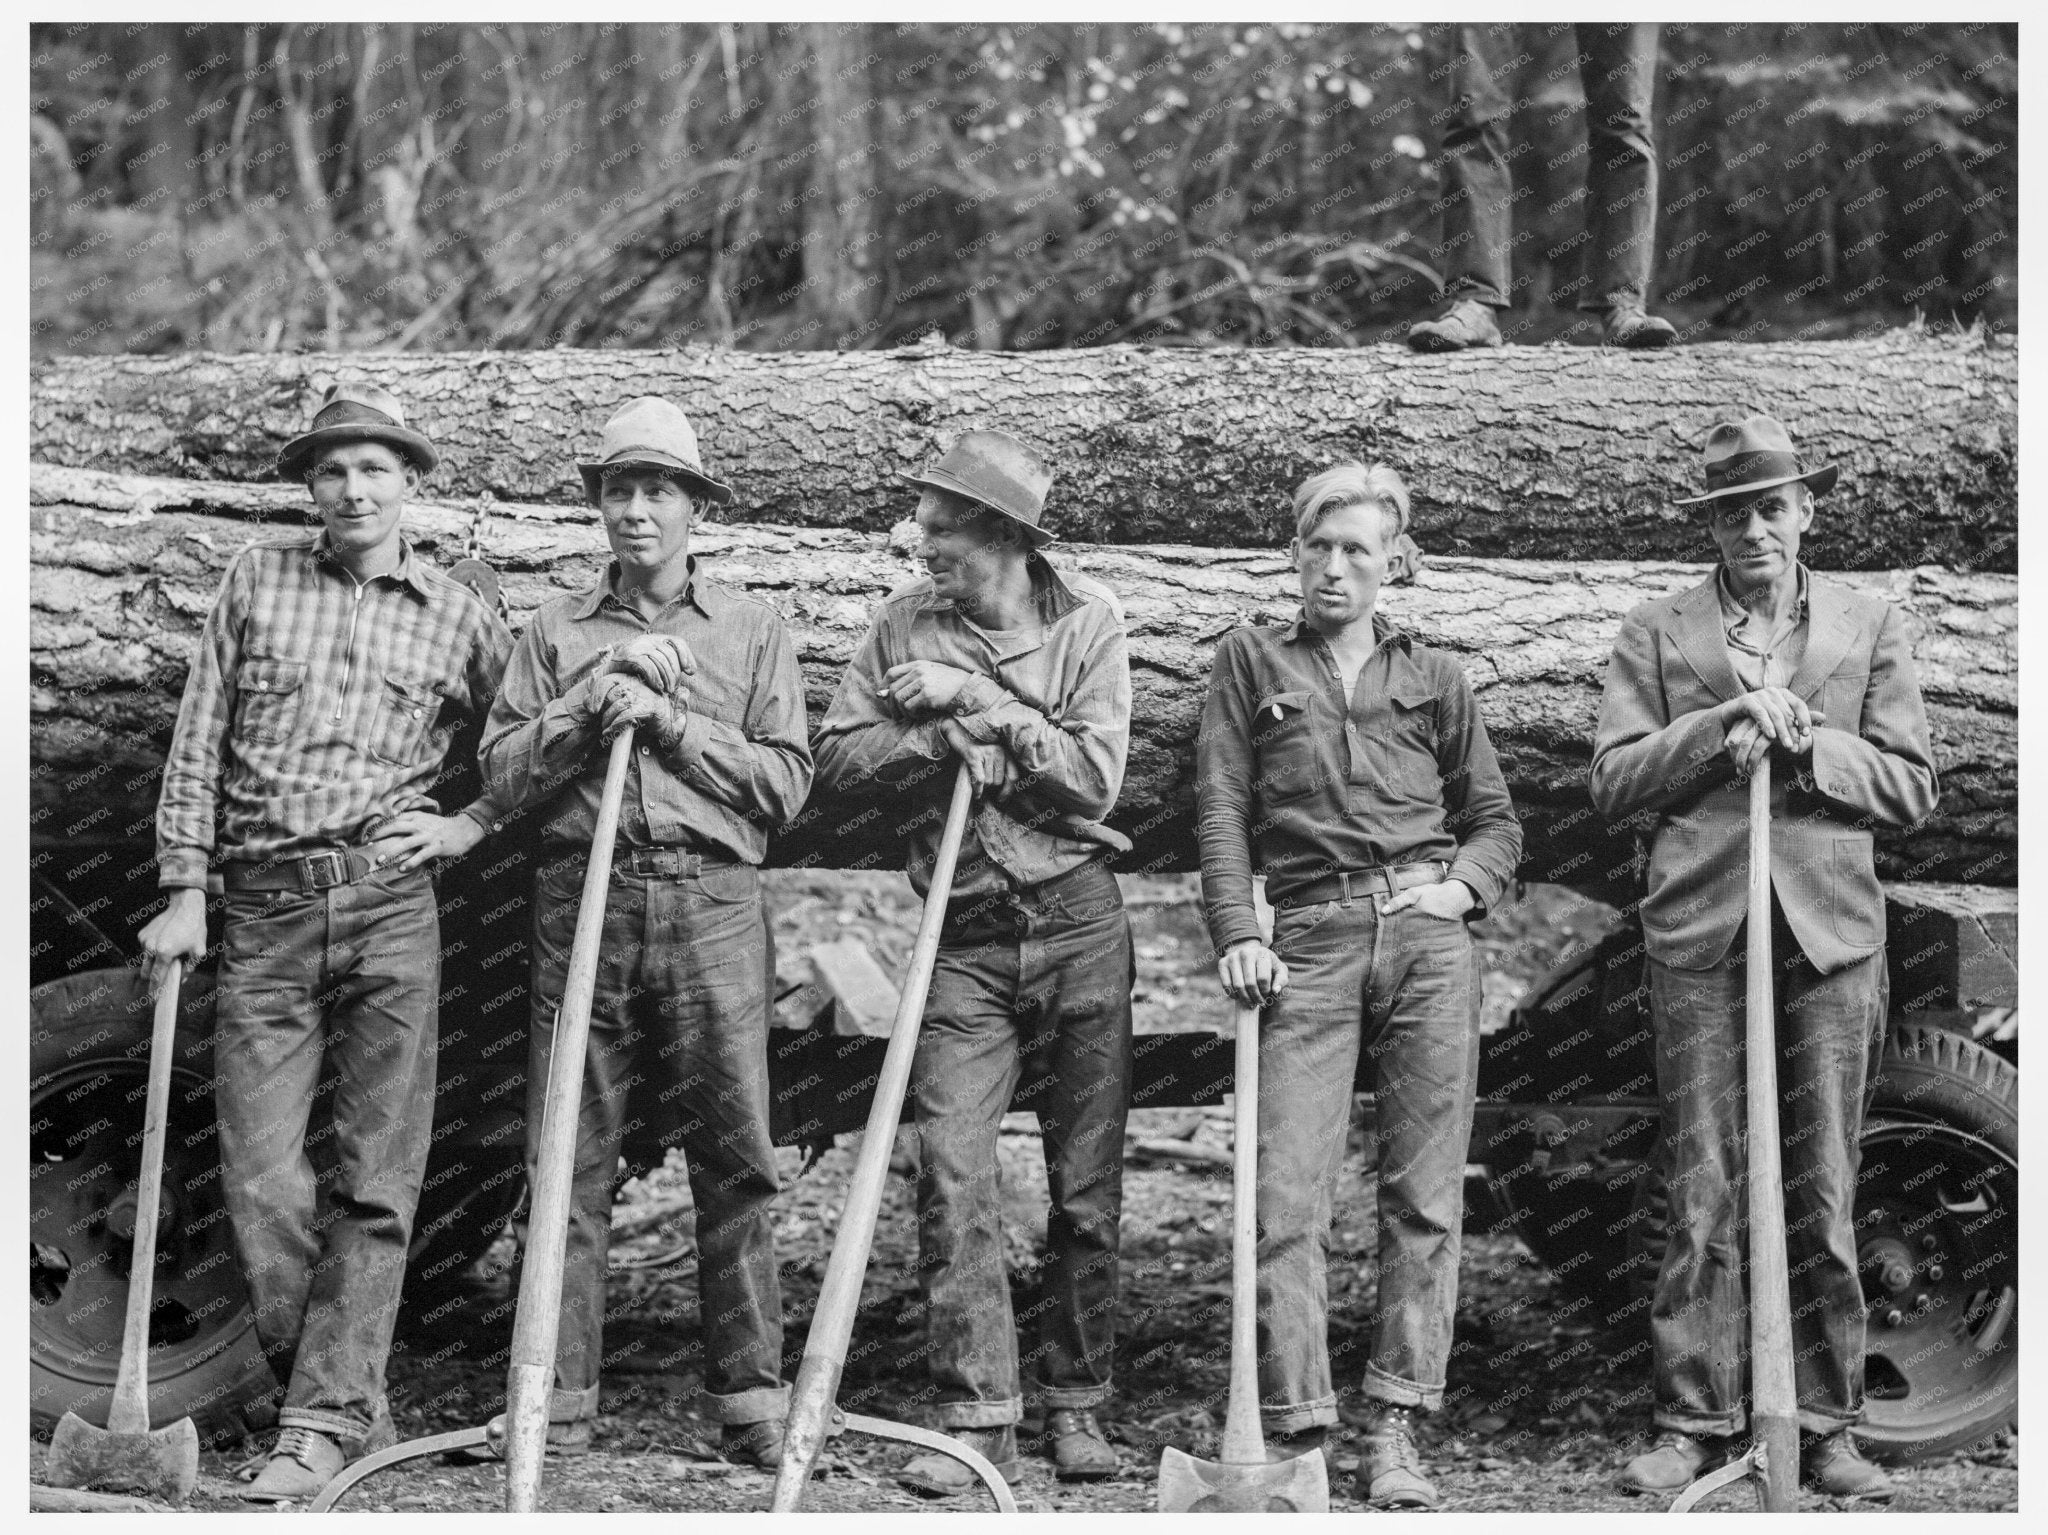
top-left (155, 532), bottom-right (513, 889)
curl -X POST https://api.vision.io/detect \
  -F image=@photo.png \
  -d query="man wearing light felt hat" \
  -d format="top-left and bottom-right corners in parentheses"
top-left (1590, 413), bottom-right (1936, 1502)
top-left (480, 395), bottom-right (809, 1466)
top-left (140, 379), bottom-right (513, 1501)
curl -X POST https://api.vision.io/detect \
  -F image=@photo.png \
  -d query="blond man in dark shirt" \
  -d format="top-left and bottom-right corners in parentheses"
top-left (1196, 461), bottom-right (1520, 1510)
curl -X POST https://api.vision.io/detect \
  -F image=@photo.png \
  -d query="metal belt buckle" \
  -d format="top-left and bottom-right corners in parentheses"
top-left (301, 849), bottom-right (350, 892)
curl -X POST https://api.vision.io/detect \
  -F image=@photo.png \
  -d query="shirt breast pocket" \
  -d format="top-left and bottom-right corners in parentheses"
top-left (1253, 689), bottom-right (1319, 805)
top-left (1388, 684), bottom-right (1442, 799)
top-left (234, 658), bottom-right (307, 745)
top-left (368, 673), bottom-right (445, 766)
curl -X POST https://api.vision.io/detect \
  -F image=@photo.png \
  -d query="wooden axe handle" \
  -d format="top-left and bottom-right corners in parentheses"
top-left (1744, 758), bottom-right (1799, 1511)
top-left (772, 761), bottom-right (975, 1511)
top-left (106, 960), bottom-right (182, 1437)
top-left (504, 728), bottom-right (636, 1512)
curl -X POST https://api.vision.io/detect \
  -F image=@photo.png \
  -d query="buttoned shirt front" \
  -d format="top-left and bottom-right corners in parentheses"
top-left (1196, 611), bottom-right (1523, 953)
top-left (479, 558), bottom-right (812, 863)
top-left (1718, 561), bottom-right (1811, 692)
top-left (812, 555), bottom-right (1132, 899)
top-left (155, 532), bottom-right (514, 889)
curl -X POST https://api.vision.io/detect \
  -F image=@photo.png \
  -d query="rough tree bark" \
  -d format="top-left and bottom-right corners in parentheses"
top-left (28, 333), bottom-right (2015, 569)
top-left (30, 468), bottom-right (2016, 895)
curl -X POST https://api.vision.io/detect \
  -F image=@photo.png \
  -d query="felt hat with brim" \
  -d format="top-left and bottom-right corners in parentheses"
top-left (1674, 413), bottom-right (1838, 505)
top-left (576, 396), bottom-right (733, 506)
top-left (278, 381), bottom-right (439, 478)
top-left (902, 429), bottom-right (1056, 546)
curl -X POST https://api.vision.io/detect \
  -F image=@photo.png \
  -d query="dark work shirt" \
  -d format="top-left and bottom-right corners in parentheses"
top-left (1195, 612), bottom-right (1523, 952)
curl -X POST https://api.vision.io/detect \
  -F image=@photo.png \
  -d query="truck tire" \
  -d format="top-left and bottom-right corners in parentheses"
top-left (1499, 1016), bottom-right (2018, 1465)
top-left (30, 965), bottom-right (528, 1440)
top-left (29, 968), bottom-right (276, 1444)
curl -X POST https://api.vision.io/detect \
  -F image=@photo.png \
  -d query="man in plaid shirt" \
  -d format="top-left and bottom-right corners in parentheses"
top-left (138, 382), bottom-right (511, 1502)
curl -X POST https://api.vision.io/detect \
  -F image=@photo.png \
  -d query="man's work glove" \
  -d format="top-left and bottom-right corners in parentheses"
top-left (604, 634), bottom-right (697, 697)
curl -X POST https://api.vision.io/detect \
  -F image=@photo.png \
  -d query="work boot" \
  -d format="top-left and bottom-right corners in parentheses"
top-left (241, 1425), bottom-right (347, 1503)
top-left (896, 1425), bottom-right (1022, 1498)
top-left (1601, 299), bottom-right (1678, 349)
top-left (1045, 1408), bottom-right (1118, 1481)
top-left (1619, 1430), bottom-right (1729, 1495)
top-left (1358, 1406), bottom-right (1439, 1509)
top-left (1407, 298), bottom-right (1503, 353)
top-left (1263, 1424), bottom-right (1328, 1465)
top-left (1801, 1431), bottom-right (1895, 1502)
top-left (722, 1417), bottom-right (787, 1469)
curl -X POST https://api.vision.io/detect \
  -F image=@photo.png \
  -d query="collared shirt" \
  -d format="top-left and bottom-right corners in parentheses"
top-left (1195, 611), bottom-right (1523, 953)
top-left (156, 533), bottom-right (513, 889)
top-left (1717, 561), bottom-right (1811, 692)
top-left (480, 557), bottom-right (812, 863)
top-left (812, 554), bottom-right (1132, 899)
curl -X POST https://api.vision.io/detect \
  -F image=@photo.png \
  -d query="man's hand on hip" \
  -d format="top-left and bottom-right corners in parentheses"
top-left (138, 888), bottom-right (208, 997)
top-left (1218, 939), bottom-right (1289, 1007)
top-left (940, 717), bottom-right (1016, 798)
top-left (371, 810), bottom-right (485, 873)
top-left (1381, 878), bottom-right (1476, 921)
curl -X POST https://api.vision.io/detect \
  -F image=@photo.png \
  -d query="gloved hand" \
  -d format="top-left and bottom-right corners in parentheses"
top-left (603, 634), bottom-right (697, 697)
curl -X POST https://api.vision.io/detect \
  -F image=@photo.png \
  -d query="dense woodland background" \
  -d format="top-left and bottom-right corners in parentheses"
top-left (30, 21), bottom-right (2017, 357)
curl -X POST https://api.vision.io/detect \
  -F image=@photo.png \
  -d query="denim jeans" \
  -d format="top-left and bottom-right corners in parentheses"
top-left (1256, 895), bottom-right (1481, 1432)
top-left (908, 860), bottom-right (1134, 1429)
top-left (1434, 22), bottom-right (1661, 311)
top-left (214, 867), bottom-right (441, 1452)
top-left (526, 856), bottom-right (787, 1426)
top-left (1647, 901), bottom-right (1888, 1436)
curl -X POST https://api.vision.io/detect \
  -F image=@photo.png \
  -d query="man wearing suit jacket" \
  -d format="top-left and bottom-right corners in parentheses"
top-left (1589, 415), bottom-right (1937, 1503)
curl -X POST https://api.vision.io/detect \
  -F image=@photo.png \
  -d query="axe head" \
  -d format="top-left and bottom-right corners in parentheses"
top-left (44, 1410), bottom-right (200, 1503)
top-left (1157, 1444), bottom-right (1330, 1512)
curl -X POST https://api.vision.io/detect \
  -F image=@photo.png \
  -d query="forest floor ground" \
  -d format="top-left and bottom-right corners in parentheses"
top-left (30, 874), bottom-right (2018, 1514)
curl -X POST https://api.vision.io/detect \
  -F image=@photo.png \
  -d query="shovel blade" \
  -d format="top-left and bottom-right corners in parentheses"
top-left (1157, 1445), bottom-right (1330, 1513)
top-left (44, 1411), bottom-right (200, 1503)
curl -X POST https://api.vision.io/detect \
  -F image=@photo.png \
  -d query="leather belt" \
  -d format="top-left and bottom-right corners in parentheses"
top-left (1270, 860), bottom-right (1450, 910)
top-left (612, 845), bottom-right (738, 881)
top-left (221, 847), bottom-right (378, 894)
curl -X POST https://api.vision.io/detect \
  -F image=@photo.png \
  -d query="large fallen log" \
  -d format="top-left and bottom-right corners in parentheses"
top-left (30, 467), bottom-right (2016, 901)
top-left (28, 332), bottom-right (2016, 570)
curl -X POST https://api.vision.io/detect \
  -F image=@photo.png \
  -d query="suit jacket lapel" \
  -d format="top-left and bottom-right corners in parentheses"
top-left (1667, 574), bottom-right (1745, 703)
top-left (1786, 575), bottom-right (1860, 701)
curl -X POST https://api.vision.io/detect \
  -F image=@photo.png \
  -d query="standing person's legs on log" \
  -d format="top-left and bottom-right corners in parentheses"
top-left (1409, 23), bottom-right (1515, 352)
top-left (1577, 22), bottom-right (1677, 347)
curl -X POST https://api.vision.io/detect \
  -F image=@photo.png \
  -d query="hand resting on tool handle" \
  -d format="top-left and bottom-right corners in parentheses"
top-left (1217, 939), bottom-right (1289, 1008)
top-left (138, 891), bottom-right (208, 998)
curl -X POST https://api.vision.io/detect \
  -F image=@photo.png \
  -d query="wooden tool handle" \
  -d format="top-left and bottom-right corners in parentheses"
top-left (1744, 759), bottom-right (1798, 1511)
top-left (106, 960), bottom-right (183, 1436)
top-left (505, 728), bottom-right (636, 1512)
top-left (772, 761), bottom-right (976, 1512)
top-left (1218, 1003), bottom-right (1266, 1465)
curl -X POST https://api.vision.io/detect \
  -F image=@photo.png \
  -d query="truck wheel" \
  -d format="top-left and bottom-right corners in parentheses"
top-left (1500, 1020), bottom-right (2018, 1465)
top-left (29, 969), bottom-right (276, 1444)
top-left (1854, 1022), bottom-right (2017, 1463)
